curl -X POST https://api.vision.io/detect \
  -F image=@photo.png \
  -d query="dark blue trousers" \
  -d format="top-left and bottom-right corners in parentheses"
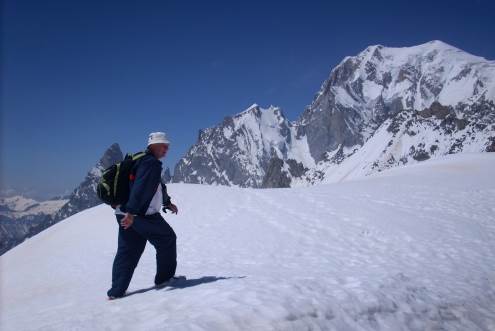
top-left (107, 213), bottom-right (177, 297)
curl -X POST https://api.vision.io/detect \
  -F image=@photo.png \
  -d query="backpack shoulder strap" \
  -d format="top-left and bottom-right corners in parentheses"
top-left (129, 151), bottom-right (149, 178)
top-left (132, 151), bottom-right (147, 161)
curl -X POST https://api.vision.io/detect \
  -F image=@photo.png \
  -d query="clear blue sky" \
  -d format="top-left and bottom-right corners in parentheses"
top-left (2, 0), bottom-right (495, 199)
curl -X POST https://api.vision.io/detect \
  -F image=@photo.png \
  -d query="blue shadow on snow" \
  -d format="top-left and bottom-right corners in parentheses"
top-left (124, 276), bottom-right (246, 298)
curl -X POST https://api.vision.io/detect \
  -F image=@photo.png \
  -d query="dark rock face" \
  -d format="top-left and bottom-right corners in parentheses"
top-left (261, 158), bottom-right (291, 188)
top-left (418, 101), bottom-right (452, 119)
top-left (286, 159), bottom-right (308, 178)
top-left (0, 214), bottom-right (49, 255)
top-left (99, 143), bottom-right (123, 169)
top-left (297, 105), bottom-right (363, 162)
top-left (261, 158), bottom-right (308, 188)
top-left (162, 167), bottom-right (172, 183)
top-left (411, 147), bottom-right (431, 161)
top-left (487, 137), bottom-right (495, 152)
top-left (328, 57), bottom-right (360, 87)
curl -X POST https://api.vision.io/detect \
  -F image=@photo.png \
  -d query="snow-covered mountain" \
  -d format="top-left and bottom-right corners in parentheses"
top-left (0, 196), bottom-right (68, 255)
top-left (2, 153), bottom-right (494, 330)
top-left (173, 104), bottom-right (309, 187)
top-left (0, 195), bottom-right (68, 219)
top-left (296, 40), bottom-right (495, 184)
top-left (173, 41), bottom-right (495, 187)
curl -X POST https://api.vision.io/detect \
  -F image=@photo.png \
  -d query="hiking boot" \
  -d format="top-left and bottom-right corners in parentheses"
top-left (155, 275), bottom-right (186, 287)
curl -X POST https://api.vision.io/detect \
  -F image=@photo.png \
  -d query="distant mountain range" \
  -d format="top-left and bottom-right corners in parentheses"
top-left (0, 144), bottom-right (123, 255)
top-left (2, 40), bottom-right (494, 255)
top-left (0, 196), bottom-right (68, 255)
top-left (0, 144), bottom-right (176, 255)
top-left (173, 40), bottom-right (495, 187)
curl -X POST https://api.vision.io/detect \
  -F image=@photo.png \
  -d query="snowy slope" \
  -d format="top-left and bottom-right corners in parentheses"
top-left (302, 106), bottom-right (494, 185)
top-left (1, 153), bottom-right (495, 331)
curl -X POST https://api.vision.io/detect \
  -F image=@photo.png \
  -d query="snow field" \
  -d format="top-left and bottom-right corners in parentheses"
top-left (1, 153), bottom-right (495, 330)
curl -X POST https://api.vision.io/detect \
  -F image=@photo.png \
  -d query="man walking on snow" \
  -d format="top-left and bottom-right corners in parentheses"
top-left (107, 132), bottom-right (179, 299)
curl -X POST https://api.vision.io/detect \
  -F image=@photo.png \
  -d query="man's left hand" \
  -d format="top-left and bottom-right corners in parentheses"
top-left (167, 203), bottom-right (178, 214)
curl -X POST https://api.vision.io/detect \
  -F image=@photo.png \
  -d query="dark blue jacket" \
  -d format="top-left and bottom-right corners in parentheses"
top-left (122, 151), bottom-right (171, 216)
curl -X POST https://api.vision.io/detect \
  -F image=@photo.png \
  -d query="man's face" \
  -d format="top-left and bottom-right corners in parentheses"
top-left (150, 143), bottom-right (169, 159)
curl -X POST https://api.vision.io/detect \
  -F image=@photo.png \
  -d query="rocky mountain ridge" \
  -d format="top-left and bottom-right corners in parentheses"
top-left (173, 40), bottom-right (495, 187)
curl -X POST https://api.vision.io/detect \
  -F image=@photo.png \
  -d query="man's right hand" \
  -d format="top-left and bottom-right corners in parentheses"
top-left (120, 213), bottom-right (135, 230)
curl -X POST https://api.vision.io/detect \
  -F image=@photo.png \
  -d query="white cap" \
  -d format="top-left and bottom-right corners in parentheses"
top-left (147, 132), bottom-right (170, 146)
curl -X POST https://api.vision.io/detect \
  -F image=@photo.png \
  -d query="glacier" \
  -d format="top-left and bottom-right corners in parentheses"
top-left (1, 153), bottom-right (495, 330)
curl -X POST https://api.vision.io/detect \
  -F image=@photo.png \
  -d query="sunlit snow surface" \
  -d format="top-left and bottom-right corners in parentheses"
top-left (1, 153), bottom-right (495, 330)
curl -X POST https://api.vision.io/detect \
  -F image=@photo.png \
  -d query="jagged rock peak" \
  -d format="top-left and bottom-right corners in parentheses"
top-left (53, 144), bottom-right (124, 223)
top-left (98, 143), bottom-right (123, 169)
top-left (173, 103), bottom-right (294, 187)
top-left (233, 103), bottom-right (286, 121)
top-left (162, 167), bottom-right (172, 184)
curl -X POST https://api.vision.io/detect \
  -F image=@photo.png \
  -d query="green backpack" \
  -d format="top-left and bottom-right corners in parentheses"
top-left (97, 151), bottom-right (147, 208)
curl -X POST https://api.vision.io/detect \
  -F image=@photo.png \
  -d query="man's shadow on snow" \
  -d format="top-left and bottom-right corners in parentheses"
top-left (124, 276), bottom-right (246, 298)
